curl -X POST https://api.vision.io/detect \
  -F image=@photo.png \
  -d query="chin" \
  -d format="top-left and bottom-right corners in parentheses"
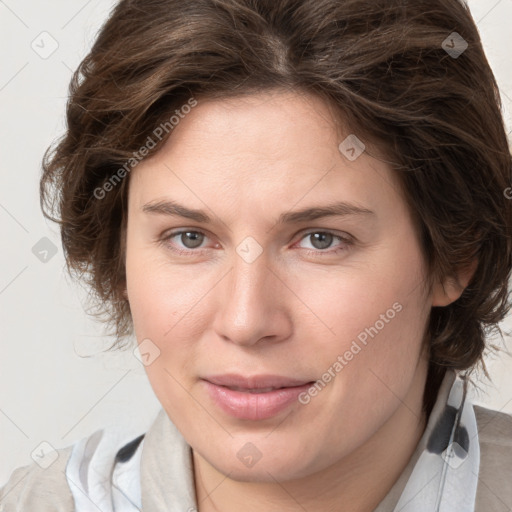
top-left (198, 438), bottom-right (326, 483)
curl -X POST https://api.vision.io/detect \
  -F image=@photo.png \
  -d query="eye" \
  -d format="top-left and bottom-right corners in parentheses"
top-left (295, 231), bottom-right (353, 256)
top-left (161, 230), bottom-right (212, 253)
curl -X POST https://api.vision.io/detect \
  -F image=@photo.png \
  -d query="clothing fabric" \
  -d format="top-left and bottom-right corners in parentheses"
top-left (374, 371), bottom-right (480, 512)
top-left (1, 370), bottom-right (512, 511)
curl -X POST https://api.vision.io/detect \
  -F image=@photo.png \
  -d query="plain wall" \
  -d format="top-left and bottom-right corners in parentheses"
top-left (1, 0), bottom-right (511, 486)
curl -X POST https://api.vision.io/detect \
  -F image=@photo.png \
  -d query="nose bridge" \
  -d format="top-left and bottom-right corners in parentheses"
top-left (213, 245), bottom-right (289, 346)
top-left (230, 232), bottom-right (273, 300)
top-left (227, 249), bottom-right (273, 321)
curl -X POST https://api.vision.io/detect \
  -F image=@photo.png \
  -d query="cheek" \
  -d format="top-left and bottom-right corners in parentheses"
top-left (126, 242), bottom-right (210, 338)
top-left (294, 254), bottom-right (427, 350)
top-left (125, 255), bottom-right (208, 415)
top-left (295, 246), bottom-right (430, 410)
top-left (300, 281), bottom-right (427, 388)
top-left (125, 250), bottom-right (221, 407)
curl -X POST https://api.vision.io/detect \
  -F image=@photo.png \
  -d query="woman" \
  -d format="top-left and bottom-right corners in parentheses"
top-left (1, 0), bottom-right (511, 510)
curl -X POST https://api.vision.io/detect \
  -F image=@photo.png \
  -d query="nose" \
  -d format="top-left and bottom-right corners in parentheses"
top-left (212, 250), bottom-right (293, 347)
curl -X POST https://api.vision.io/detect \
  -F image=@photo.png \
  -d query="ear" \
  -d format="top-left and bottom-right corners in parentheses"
top-left (431, 258), bottom-right (478, 307)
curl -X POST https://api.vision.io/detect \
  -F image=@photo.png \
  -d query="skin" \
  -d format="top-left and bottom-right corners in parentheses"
top-left (124, 89), bottom-right (472, 512)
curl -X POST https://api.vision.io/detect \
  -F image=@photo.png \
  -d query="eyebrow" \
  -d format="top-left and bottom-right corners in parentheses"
top-left (142, 199), bottom-right (375, 224)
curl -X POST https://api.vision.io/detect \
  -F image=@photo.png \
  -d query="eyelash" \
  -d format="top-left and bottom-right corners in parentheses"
top-left (158, 229), bottom-right (354, 257)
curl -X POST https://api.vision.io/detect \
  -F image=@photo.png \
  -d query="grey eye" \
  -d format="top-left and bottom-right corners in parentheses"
top-left (308, 232), bottom-right (334, 250)
top-left (180, 231), bottom-right (204, 249)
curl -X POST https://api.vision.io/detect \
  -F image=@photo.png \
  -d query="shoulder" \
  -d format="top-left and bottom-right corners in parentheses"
top-left (0, 426), bottom-right (146, 512)
top-left (474, 405), bottom-right (512, 511)
top-left (0, 445), bottom-right (74, 512)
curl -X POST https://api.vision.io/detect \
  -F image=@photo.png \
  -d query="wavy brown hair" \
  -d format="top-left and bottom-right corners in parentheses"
top-left (40, 0), bottom-right (512, 414)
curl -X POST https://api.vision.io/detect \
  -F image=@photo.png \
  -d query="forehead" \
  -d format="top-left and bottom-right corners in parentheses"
top-left (128, 90), bottom-right (403, 220)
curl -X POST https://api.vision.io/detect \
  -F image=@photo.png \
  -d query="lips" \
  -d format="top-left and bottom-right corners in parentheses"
top-left (202, 374), bottom-right (316, 420)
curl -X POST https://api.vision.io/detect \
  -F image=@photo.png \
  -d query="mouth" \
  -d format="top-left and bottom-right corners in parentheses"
top-left (201, 374), bottom-right (316, 421)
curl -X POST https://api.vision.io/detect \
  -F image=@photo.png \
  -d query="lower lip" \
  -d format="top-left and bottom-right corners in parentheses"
top-left (202, 380), bottom-right (314, 421)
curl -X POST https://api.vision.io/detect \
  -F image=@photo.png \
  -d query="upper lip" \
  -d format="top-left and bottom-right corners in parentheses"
top-left (203, 374), bottom-right (314, 390)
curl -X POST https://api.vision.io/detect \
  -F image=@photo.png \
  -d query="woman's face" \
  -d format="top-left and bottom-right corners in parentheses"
top-left (125, 90), bottom-right (434, 481)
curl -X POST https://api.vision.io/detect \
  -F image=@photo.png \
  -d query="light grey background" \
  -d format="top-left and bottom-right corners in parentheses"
top-left (1, 0), bottom-right (511, 486)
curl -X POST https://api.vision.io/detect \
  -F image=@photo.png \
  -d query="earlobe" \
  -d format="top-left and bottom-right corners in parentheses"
top-left (431, 259), bottom-right (478, 307)
top-left (431, 277), bottom-right (464, 306)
